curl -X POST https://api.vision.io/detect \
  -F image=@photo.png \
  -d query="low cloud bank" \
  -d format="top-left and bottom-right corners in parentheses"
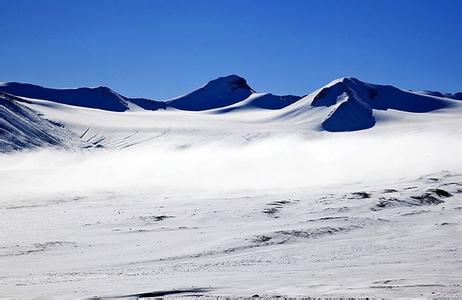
top-left (1, 132), bottom-right (461, 200)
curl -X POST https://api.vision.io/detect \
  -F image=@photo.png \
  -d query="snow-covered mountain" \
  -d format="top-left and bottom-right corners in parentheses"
top-left (0, 92), bottom-right (80, 151)
top-left (215, 92), bottom-right (301, 113)
top-left (0, 82), bottom-right (166, 112)
top-left (0, 75), bottom-right (298, 113)
top-left (0, 75), bottom-right (460, 152)
top-left (278, 77), bottom-right (456, 131)
top-left (0, 82), bottom-right (131, 111)
top-left (165, 75), bottom-right (255, 111)
top-left (421, 90), bottom-right (462, 100)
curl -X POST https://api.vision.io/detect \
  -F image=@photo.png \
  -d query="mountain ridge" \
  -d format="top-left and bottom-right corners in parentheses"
top-left (0, 75), bottom-right (300, 112)
top-left (0, 75), bottom-right (461, 152)
top-left (0, 82), bottom-right (167, 112)
top-left (278, 77), bottom-right (456, 132)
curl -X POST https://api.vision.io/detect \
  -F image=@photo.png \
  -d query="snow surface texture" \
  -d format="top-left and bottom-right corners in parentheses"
top-left (1, 75), bottom-right (462, 298)
top-left (1, 164), bottom-right (461, 298)
top-left (0, 92), bottom-right (81, 152)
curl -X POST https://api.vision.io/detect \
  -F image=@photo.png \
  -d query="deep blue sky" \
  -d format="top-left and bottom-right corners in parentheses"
top-left (1, 0), bottom-right (461, 99)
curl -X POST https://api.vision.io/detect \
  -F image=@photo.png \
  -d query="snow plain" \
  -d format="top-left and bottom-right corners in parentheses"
top-left (1, 77), bottom-right (462, 298)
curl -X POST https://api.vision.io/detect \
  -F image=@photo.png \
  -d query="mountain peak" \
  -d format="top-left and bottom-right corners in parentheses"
top-left (93, 86), bottom-right (113, 92)
top-left (284, 76), bottom-right (454, 132)
top-left (166, 75), bottom-right (255, 111)
top-left (202, 75), bottom-right (255, 93)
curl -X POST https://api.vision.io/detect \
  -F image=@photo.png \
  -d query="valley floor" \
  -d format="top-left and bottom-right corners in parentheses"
top-left (1, 171), bottom-right (461, 298)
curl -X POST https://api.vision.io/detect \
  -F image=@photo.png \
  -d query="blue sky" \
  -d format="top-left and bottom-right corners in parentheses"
top-left (1, 0), bottom-right (461, 99)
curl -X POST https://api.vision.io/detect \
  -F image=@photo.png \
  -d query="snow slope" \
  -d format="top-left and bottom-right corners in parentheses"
top-left (165, 75), bottom-right (255, 111)
top-left (165, 75), bottom-right (301, 112)
top-left (421, 90), bottom-right (462, 100)
top-left (0, 76), bottom-right (299, 114)
top-left (0, 92), bottom-right (80, 152)
top-left (0, 82), bottom-right (130, 112)
top-left (278, 77), bottom-right (456, 132)
top-left (1, 166), bottom-right (461, 298)
top-left (215, 92), bottom-right (301, 113)
top-left (0, 82), bottom-right (165, 112)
